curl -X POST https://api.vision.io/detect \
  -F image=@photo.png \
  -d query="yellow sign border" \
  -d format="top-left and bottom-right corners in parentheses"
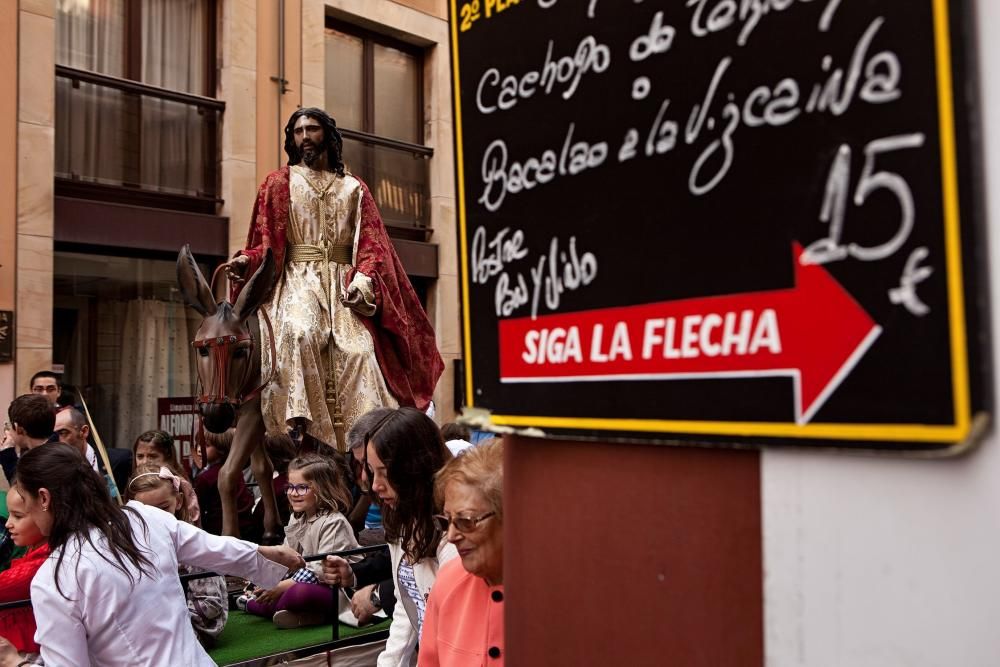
top-left (450, 0), bottom-right (972, 445)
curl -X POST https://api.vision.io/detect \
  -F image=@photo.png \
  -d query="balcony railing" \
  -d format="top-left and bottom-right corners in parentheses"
top-left (55, 65), bottom-right (224, 211)
top-left (341, 128), bottom-right (433, 236)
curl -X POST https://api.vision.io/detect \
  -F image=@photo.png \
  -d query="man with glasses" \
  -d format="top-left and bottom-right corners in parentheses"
top-left (29, 371), bottom-right (61, 407)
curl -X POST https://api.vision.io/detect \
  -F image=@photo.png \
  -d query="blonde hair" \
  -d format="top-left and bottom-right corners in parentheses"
top-left (434, 438), bottom-right (503, 519)
top-left (126, 464), bottom-right (186, 521)
top-left (288, 454), bottom-right (352, 516)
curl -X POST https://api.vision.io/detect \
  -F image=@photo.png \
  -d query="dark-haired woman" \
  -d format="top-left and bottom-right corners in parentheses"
top-left (16, 443), bottom-right (304, 666)
top-left (323, 407), bottom-right (456, 666)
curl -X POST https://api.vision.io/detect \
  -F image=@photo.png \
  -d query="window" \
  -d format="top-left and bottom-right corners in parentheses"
top-left (325, 21), bottom-right (431, 234)
top-left (54, 250), bottom-right (208, 450)
top-left (55, 0), bottom-right (220, 209)
top-left (56, 0), bottom-right (213, 94)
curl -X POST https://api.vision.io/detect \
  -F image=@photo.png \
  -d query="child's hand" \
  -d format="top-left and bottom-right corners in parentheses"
top-left (254, 586), bottom-right (281, 606)
top-left (0, 637), bottom-right (22, 667)
top-left (322, 555), bottom-right (355, 588)
top-left (255, 579), bottom-right (294, 606)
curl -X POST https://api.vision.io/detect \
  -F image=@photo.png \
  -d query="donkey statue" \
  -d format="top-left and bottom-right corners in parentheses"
top-left (176, 244), bottom-right (282, 542)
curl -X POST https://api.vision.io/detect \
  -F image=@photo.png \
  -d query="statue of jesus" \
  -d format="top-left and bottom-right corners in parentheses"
top-left (225, 108), bottom-right (443, 450)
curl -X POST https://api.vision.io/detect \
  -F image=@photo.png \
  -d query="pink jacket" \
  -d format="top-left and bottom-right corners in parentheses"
top-left (418, 558), bottom-right (504, 667)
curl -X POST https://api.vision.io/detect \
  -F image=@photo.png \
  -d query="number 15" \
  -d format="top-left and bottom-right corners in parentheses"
top-left (801, 132), bottom-right (926, 265)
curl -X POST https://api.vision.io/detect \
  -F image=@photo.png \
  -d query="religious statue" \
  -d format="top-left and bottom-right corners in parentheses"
top-left (225, 108), bottom-right (443, 450)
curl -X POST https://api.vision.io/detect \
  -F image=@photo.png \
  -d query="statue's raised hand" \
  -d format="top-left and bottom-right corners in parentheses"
top-left (224, 254), bottom-right (251, 284)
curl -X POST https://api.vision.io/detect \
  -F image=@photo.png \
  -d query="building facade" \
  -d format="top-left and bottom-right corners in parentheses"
top-left (1, 0), bottom-right (461, 444)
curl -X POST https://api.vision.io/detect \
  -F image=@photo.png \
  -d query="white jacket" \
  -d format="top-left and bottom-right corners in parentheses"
top-left (31, 501), bottom-right (287, 666)
top-left (378, 537), bottom-right (458, 667)
top-left (284, 509), bottom-right (359, 578)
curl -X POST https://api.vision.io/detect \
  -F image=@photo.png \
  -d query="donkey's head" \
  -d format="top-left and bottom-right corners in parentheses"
top-left (177, 245), bottom-right (276, 433)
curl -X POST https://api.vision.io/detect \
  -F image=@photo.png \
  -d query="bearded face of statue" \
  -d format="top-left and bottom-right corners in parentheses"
top-left (293, 115), bottom-right (330, 168)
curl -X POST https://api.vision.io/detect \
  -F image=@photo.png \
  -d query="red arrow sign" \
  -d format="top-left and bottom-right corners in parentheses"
top-left (497, 244), bottom-right (881, 424)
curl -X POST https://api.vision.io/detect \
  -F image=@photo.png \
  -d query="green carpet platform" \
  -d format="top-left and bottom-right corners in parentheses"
top-left (209, 611), bottom-right (390, 666)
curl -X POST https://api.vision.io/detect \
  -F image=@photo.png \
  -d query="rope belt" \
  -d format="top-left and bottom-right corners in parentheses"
top-left (287, 242), bottom-right (353, 265)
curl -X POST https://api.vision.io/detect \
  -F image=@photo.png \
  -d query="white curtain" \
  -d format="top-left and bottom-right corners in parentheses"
top-left (141, 0), bottom-right (207, 195)
top-left (55, 0), bottom-right (126, 185)
top-left (114, 300), bottom-right (201, 449)
top-left (55, 0), bottom-right (209, 195)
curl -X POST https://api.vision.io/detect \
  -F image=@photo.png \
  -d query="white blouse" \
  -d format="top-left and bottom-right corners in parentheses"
top-left (380, 539), bottom-right (458, 667)
top-left (31, 501), bottom-right (287, 666)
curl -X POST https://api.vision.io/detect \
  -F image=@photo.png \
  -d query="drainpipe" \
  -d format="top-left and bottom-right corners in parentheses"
top-left (270, 0), bottom-right (289, 168)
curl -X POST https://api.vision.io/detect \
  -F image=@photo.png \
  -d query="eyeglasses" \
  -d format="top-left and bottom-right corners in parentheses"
top-left (284, 483), bottom-right (313, 496)
top-left (432, 512), bottom-right (496, 534)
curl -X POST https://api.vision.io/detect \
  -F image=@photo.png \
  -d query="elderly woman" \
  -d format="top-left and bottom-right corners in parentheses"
top-left (418, 438), bottom-right (504, 666)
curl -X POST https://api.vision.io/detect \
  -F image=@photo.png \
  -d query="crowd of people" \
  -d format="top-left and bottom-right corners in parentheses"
top-left (0, 371), bottom-right (505, 666)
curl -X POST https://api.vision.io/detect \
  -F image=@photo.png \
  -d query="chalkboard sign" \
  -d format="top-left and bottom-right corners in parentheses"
top-left (450, 0), bottom-right (990, 451)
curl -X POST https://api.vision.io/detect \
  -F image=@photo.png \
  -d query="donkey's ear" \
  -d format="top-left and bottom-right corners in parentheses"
top-left (233, 248), bottom-right (276, 321)
top-left (177, 245), bottom-right (218, 316)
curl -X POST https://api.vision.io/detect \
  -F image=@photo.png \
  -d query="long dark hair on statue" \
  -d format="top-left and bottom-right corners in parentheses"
top-left (14, 443), bottom-right (153, 598)
top-left (365, 407), bottom-right (452, 562)
top-left (283, 107), bottom-right (346, 176)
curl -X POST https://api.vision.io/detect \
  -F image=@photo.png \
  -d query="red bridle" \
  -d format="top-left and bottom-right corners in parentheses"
top-left (192, 330), bottom-right (261, 408)
top-left (191, 268), bottom-right (277, 411)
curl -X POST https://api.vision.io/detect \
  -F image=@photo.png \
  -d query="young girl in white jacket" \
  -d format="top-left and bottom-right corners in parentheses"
top-left (15, 443), bottom-right (303, 667)
top-left (324, 407), bottom-right (457, 667)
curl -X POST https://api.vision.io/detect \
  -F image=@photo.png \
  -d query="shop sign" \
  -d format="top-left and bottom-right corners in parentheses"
top-left (156, 397), bottom-right (201, 468)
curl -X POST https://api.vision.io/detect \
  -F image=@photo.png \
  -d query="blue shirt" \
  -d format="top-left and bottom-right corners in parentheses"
top-left (364, 502), bottom-right (382, 530)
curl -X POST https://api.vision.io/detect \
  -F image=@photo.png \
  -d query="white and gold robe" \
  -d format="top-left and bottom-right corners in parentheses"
top-left (260, 165), bottom-right (397, 446)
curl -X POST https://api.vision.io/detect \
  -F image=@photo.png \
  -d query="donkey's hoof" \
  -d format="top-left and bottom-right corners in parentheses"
top-left (261, 531), bottom-right (284, 546)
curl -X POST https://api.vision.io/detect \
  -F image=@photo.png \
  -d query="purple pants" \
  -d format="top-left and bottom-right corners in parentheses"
top-left (246, 582), bottom-right (336, 617)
